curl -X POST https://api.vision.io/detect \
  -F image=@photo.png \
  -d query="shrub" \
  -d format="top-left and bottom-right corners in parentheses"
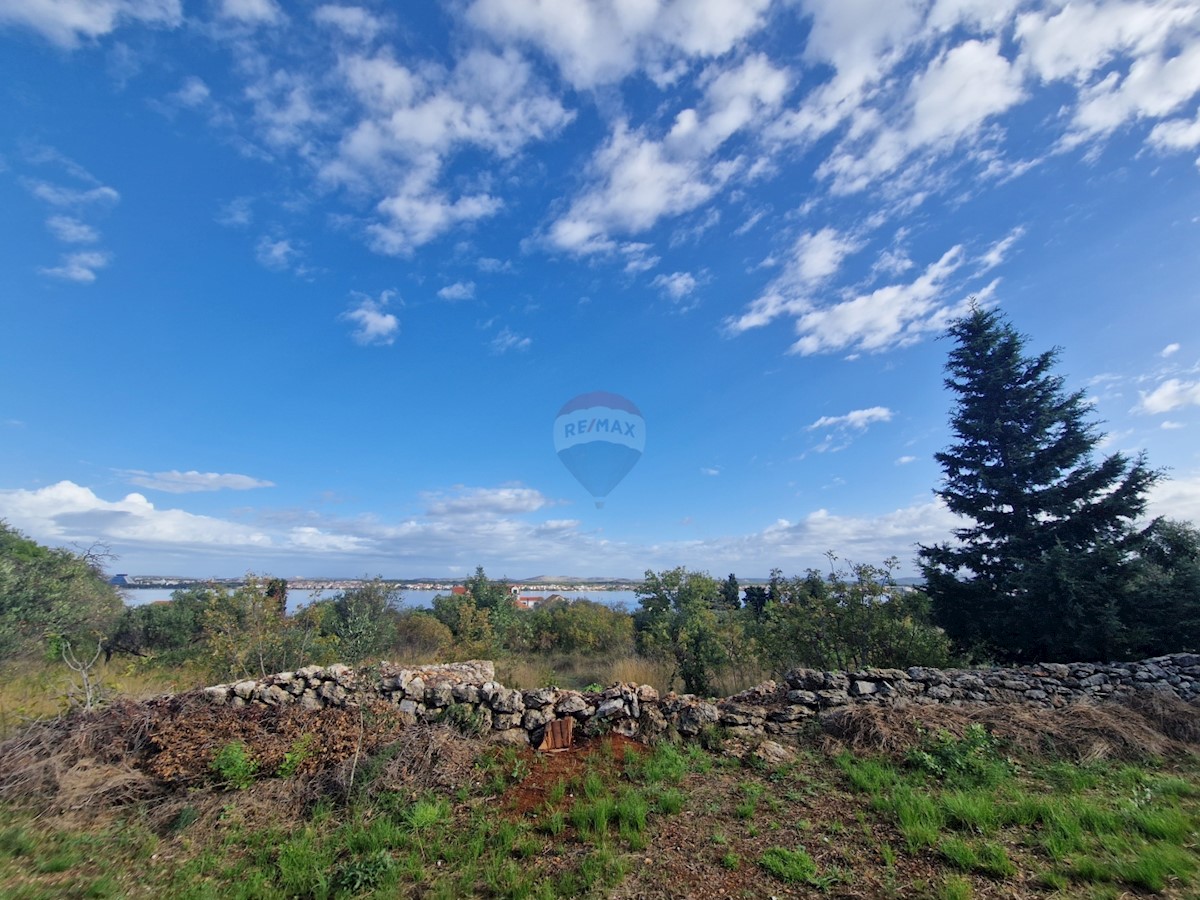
top-left (210, 741), bottom-right (258, 790)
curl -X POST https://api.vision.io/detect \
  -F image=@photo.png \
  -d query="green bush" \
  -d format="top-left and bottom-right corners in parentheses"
top-left (907, 724), bottom-right (1009, 787)
top-left (210, 741), bottom-right (258, 790)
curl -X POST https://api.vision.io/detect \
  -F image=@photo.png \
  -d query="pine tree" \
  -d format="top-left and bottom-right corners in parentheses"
top-left (918, 307), bottom-right (1160, 663)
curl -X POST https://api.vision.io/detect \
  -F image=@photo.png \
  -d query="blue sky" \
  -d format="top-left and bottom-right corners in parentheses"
top-left (2, 0), bottom-right (1199, 580)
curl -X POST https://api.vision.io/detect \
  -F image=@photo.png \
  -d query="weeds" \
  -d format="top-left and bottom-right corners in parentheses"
top-left (209, 741), bottom-right (258, 790)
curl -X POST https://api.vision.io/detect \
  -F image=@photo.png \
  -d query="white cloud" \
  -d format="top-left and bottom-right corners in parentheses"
top-left (1066, 40), bottom-right (1200, 146)
top-left (172, 76), bottom-right (211, 108)
top-left (1016, 1), bottom-right (1199, 84)
top-left (725, 227), bottom-right (861, 333)
top-left (313, 4), bottom-right (381, 41)
top-left (700, 466), bottom-right (720, 476)
top-left (1136, 378), bottom-right (1200, 414)
top-left (490, 327), bottom-right (531, 354)
top-left (978, 225), bottom-right (1025, 272)
top-left (652, 271), bottom-right (699, 302)
top-left (895, 455), bottom-right (917, 465)
top-left (46, 215), bottom-right (99, 243)
top-left (550, 55), bottom-right (787, 253)
top-left (39, 251), bottom-right (111, 283)
top-left (122, 470), bottom-right (275, 493)
top-left (27, 181), bottom-right (120, 207)
top-left (216, 197), bottom-right (253, 227)
top-left (254, 236), bottom-right (303, 272)
top-left (549, 122), bottom-right (729, 252)
top-left (1147, 470), bottom-right (1200, 524)
top-left (0, 479), bottom-right (971, 577)
top-left (465, 0), bottom-right (773, 89)
top-left (325, 48), bottom-right (572, 254)
top-left (217, 0), bottom-right (283, 25)
top-left (1162, 420), bottom-right (1186, 429)
top-left (437, 281), bottom-right (476, 301)
top-left (809, 406), bottom-right (894, 431)
top-left (1161, 342), bottom-right (1182, 358)
top-left (1149, 110), bottom-right (1200, 150)
top-left (819, 39), bottom-right (1026, 193)
top-left (341, 291), bottom-right (399, 346)
top-left (0, 481), bottom-right (274, 550)
top-left (0, 0), bottom-right (181, 48)
top-left (789, 246), bottom-right (976, 356)
top-left (424, 484), bottom-right (548, 517)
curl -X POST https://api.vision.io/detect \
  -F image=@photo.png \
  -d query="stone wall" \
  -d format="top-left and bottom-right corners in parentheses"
top-left (199, 653), bottom-right (1200, 747)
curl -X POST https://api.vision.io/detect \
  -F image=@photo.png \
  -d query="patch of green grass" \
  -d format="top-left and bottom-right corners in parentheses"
top-left (940, 790), bottom-right (999, 834)
top-left (838, 753), bottom-right (900, 795)
top-left (655, 787), bottom-right (685, 815)
top-left (632, 741), bottom-right (688, 785)
top-left (571, 796), bottom-right (617, 840)
top-left (886, 784), bottom-right (944, 851)
top-left (937, 874), bottom-right (973, 900)
top-left (760, 846), bottom-right (818, 883)
top-left (1125, 805), bottom-right (1192, 841)
top-left (939, 837), bottom-right (1015, 877)
top-left (539, 810), bottom-right (565, 836)
top-left (721, 851), bottom-right (740, 870)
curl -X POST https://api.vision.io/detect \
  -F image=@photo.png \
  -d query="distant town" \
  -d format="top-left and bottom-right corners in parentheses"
top-left (107, 575), bottom-right (647, 592)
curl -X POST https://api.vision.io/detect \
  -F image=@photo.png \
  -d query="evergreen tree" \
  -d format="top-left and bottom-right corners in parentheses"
top-left (719, 573), bottom-right (741, 609)
top-left (918, 307), bottom-right (1160, 662)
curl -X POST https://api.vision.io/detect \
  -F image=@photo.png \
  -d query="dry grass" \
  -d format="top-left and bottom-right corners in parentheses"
top-left (495, 654), bottom-right (675, 693)
top-left (821, 694), bottom-right (1200, 762)
top-left (0, 701), bottom-right (162, 812)
top-left (0, 659), bottom-right (210, 739)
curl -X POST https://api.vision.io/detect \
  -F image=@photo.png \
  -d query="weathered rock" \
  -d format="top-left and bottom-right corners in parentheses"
top-left (596, 698), bottom-right (627, 720)
top-left (523, 688), bottom-right (559, 709)
top-left (425, 682), bottom-right (454, 708)
top-left (676, 702), bottom-right (719, 735)
top-left (849, 680), bottom-right (878, 697)
top-left (232, 680), bottom-right (257, 700)
top-left (491, 688), bottom-right (525, 714)
top-left (753, 740), bottom-right (796, 767)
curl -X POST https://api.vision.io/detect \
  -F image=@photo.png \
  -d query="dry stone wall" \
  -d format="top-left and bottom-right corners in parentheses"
top-left (200, 653), bottom-right (1200, 746)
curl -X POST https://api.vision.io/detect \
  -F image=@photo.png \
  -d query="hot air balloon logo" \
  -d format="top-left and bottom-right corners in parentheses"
top-left (554, 392), bottom-right (645, 508)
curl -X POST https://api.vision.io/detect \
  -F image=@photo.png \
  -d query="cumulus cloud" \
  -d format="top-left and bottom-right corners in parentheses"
top-left (490, 327), bottom-right (532, 354)
top-left (1161, 342), bottom-right (1182, 358)
top-left (652, 271), bottom-right (699, 302)
top-left (341, 291), bottom-right (399, 345)
top-left (1136, 378), bottom-right (1200, 414)
top-left (809, 406), bottom-right (894, 431)
top-left (254, 236), bottom-right (304, 272)
top-left (322, 47), bottom-right (572, 254)
top-left (789, 246), bottom-right (980, 356)
top-left (0, 481), bottom-right (274, 550)
top-left (550, 55), bottom-right (788, 253)
top-left (40, 251), bottom-right (111, 283)
top-left (217, 0), bottom-right (284, 25)
top-left (313, 4), bottom-right (382, 41)
top-left (437, 281), bottom-right (476, 301)
top-left (725, 227), bottom-right (861, 334)
top-left (465, 0), bottom-right (773, 89)
top-left (0, 478), bottom-right (969, 576)
top-left (895, 455), bottom-right (917, 465)
top-left (0, 0), bottom-right (181, 48)
top-left (26, 181), bottom-right (120, 207)
top-left (45, 216), bottom-right (99, 243)
top-left (424, 484), bottom-right (548, 517)
top-left (122, 470), bottom-right (275, 493)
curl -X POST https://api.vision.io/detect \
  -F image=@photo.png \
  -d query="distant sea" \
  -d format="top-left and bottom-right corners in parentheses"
top-left (120, 588), bottom-right (641, 614)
